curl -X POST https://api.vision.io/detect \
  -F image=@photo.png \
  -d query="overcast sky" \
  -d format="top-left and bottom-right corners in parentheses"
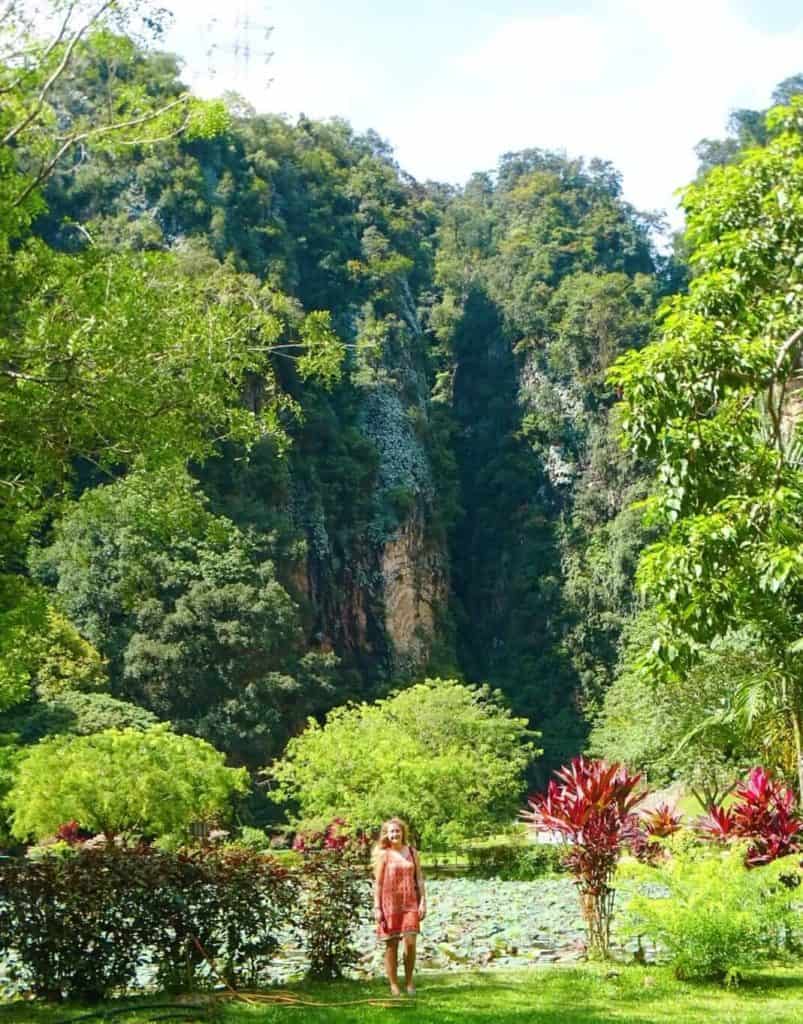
top-left (161, 1), bottom-right (803, 228)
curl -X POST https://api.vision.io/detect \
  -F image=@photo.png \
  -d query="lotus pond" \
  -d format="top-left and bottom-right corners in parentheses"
top-left (269, 877), bottom-right (647, 982)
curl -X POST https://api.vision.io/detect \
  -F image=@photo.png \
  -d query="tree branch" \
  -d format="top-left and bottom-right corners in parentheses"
top-left (774, 326), bottom-right (803, 376)
top-left (0, 0), bottom-right (78, 97)
top-left (0, 368), bottom-right (69, 386)
top-left (2, 1), bottom-right (112, 146)
top-left (11, 95), bottom-right (190, 208)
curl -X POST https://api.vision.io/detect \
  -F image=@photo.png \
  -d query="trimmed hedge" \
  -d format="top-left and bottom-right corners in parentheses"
top-left (0, 845), bottom-right (299, 1000)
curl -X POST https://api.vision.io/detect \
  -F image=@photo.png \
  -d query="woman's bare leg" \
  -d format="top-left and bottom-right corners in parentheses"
top-left (403, 934), bottom-right (417, 993)
top-left (384, 938), bottom-right (400, 995)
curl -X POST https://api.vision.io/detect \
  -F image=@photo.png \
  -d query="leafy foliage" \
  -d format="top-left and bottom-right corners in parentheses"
top-left (149, 847), bottom-right (299, 992)
top-left (293, 822), bottom-right (370, 980)
top-left (610, 97), bottom-right (803, 792)
top-left (620, 845), bottom-right (801, 982)
top-left (432, 153), bottom-right (660, 772)
top-left (697, 766), bottom-right (803, 867)
top-left (32, 465), bottom-right (337, 765)
top-left (0, 575), bottom-right (106, 713)
top-left (7, 724), bottom-right (248, 840)
top-left (0, 844), bottom-right (298, 999)
top-left (0, 844), bottom-right (165, 1001)
top-left (630, 804), bottom-right (684, 864)
top-left (269, 679), bottom-right (538, 849)
top-left (589, 618), bottom-right (760, 805)
top-left (0, 3), bottom-right (346, 571)
top-left (465, 835), bottom-right (568, 880)
top-left (1, 691), bottom-right (161, 744)
top-left (522, 756), bottom-right (647, 956)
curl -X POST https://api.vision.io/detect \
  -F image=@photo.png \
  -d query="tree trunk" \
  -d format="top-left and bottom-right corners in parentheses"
top-left (791, 690), bottom-right (803, 800)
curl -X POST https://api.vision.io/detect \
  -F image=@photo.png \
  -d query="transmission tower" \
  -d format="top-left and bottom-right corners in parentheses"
top-left (194, 3), bottom-right (274, 88)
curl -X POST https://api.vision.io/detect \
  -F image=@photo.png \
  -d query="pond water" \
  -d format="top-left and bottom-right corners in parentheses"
top-left (270, 877), bottom-right (652, 983)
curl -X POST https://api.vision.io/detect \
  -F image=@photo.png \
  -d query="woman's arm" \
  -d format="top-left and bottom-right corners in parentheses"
top-left (374, 851), bottom-right (386, 925)
top-left (413, 848), bottom-right (426, 920)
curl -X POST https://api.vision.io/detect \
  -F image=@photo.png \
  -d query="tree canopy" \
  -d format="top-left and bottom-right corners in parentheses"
top-left (7, 724), bottom-right (248, 840)
top-left (268, 678), bottom-right (539, 849)
top-left (0, 1), bottom-right (344, 567)
top-left (610, 98), bottom-right (803, 791)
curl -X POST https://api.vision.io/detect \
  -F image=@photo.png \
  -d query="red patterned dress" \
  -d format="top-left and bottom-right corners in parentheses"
top-left (376, 847), bottom-right (421, 941)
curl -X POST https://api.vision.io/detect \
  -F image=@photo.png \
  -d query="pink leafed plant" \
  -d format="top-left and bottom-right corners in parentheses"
top-left (631, 803), bottom-right (684, 864)
top-left (697, 766), bottom-right (802, 867)
top-left (521, 756), bottom-right (649, 957)
top-left (55, 820), bottom-right (90, 845)
top-left (642, 803), bottom-right (684, 838)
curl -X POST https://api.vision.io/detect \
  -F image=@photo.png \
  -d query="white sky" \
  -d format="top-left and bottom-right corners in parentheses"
top-left (160, 0), bottom-right (803, 228)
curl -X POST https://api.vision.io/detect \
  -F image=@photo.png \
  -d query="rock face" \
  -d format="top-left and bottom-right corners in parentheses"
top-left (380, 509), bottom-right (446, 672)
top-left (286, 355), bottom-right (452, 689)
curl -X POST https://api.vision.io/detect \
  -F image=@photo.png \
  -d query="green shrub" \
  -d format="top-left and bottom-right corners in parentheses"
top-left (466, 838), bottom-right (567, 880)
top-left (7, 724), bottom-right (248, 840)
top-left (269, 678), bottom-right (539, 850)
top-left (230, 825), bottom-right (271, 852)
top-left (150, 847), bottom-right (299, 991)
top-left (0, 845), bottom-right (160, 1001)
top-left (293, 825), bottom-right (370, 980)
top-left (619, 843), bottom-right (801, 983)
top-left (0, 845), bottom-right (298, 1000)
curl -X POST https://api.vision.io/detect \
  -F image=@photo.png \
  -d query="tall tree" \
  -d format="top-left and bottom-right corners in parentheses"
top-left (0, 1), bottom-right (343, 563)
top-left (610, 97), bottom-right (803, 793)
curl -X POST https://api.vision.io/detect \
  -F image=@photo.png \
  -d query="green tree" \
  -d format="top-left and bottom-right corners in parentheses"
top-left (1, 238), bottom-right (342, 559)
top-left (610, 98), bottom-right (803, 793)
top-left (0, 575), bottom-right (106, 714)
top-left (0, 3), bottom-right (343, 563)
top-left (268, 678), bottom-right (539, 848)
top-left (0, 1), bottom-right (229, 240)
top-left (33, 465), bottom-right (336, 765)
top-left (694, 74), bottom-right (803, 174)
top-left (589, 617), bottom-right (760, 806)
top-left (2, 691), bottom-right (160, 746)
top-left (7, 724), bottom-right (248, 840)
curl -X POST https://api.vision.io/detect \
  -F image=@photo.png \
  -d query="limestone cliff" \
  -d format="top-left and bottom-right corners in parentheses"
top-left (380, 507), bottom-right (447, 673)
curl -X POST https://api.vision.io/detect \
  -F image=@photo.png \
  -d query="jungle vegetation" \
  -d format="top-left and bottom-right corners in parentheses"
top-left (2, 0), bottom-right (803, 841)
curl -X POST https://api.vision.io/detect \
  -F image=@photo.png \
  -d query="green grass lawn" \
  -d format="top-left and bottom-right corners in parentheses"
top-left (4, 964), bottom-right (803, 1024)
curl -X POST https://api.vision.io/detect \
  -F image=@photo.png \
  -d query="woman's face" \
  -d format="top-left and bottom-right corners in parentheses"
top-left (386, 822), bottom-right (403, 846)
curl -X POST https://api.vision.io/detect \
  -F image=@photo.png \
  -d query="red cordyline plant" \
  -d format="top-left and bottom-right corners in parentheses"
top-left (521, 757), bottom-right (648, 958)
top-left (631, 803), bottom-right (684, 864)
top-left (697, 766), bottom-right (803, 867)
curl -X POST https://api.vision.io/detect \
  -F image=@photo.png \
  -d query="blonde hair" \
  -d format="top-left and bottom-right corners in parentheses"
top-left (371, 817), bottom-right (410, 870)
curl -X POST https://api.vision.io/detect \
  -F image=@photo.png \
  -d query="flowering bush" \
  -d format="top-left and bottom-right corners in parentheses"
top-left (521, 757), bottom-right (648, 957)
top-left (293, 818), bottom-right (370, 979)
top-left (697, 766), bottom-right (803, 866)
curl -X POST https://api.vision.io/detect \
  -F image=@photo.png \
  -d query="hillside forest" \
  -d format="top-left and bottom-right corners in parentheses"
top-left (4, 0), bottom-right (803, 845)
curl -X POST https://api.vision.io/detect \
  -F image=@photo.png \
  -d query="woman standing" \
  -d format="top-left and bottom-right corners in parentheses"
top-left (373, 817), bottom-right (426, 996)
